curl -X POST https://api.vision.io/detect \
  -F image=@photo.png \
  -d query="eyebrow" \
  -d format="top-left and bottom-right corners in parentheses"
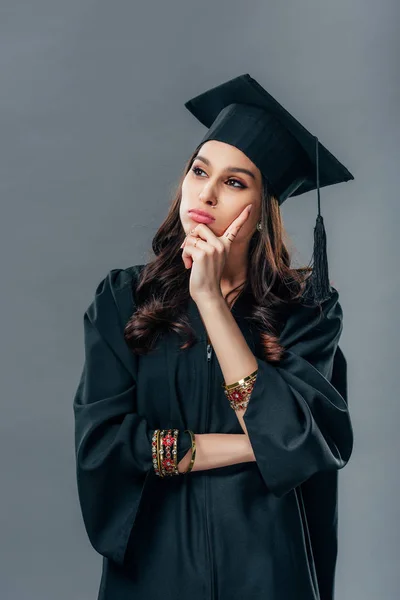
top-left (194, 154), bottom-right (257, 181)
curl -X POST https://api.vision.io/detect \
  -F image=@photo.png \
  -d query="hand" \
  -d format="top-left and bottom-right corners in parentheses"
top-left (179, 204), bottom-right (253, 302)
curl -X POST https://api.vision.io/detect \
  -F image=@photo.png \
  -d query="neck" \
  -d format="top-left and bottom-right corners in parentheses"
top-left (220, 264), bottom-right (248, 291)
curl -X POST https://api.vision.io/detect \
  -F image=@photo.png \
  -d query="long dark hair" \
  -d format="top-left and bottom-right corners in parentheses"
top-left (124, 142), bottom-right (311, 362)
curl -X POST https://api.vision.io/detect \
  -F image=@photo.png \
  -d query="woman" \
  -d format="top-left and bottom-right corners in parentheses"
top-left (73, 74), bottom-right (354, 600)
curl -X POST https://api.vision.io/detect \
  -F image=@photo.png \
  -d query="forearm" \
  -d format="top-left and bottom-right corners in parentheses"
top-left (196, 295), bottom-right (258, 432)
top-left (178, 433), bottom-right (255, 473)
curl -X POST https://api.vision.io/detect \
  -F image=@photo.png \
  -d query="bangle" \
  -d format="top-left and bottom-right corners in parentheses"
top-left (222, 368), bottom-right (258, 411)
top-left (152, 429), bottom-right (162, 477)
top-left (179, 430), bottom-right (196, 474)
top-left (152, 428), bottom-right (196, 477)
top-left (159, 429), bottom-right (179, 477)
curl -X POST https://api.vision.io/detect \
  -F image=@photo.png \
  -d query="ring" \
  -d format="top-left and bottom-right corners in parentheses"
top-left (193, 238), bottom-right (198, 248)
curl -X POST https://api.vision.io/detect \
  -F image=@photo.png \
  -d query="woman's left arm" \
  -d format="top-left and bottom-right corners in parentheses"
top-left (196, 287), bottom-right (354, 498)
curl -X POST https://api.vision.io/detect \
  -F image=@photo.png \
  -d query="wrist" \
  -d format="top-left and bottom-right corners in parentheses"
top-left (193, 292), bottom-right (225, 309)
top-left (236, 409), bottom-right (249, 436)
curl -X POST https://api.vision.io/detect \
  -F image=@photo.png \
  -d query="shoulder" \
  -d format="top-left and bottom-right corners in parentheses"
top-left (299, 284), bottom-right (342, 317)
top-left (86, 264), bottom-right (146, 329)
top-left (290, 284), bottom-right (342, 319)
top-left (93, 264), bottom-right (145, 295)
top-left (279, 285), bottom-right (343, 348)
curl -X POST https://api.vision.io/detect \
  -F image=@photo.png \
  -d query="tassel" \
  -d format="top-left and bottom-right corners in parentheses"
top-left (303, 137), bottom-right (332, 304)
top-left (304, 213), bottom-right (331, 303)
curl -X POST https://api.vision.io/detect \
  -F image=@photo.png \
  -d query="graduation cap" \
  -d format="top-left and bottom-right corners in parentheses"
top-left (184, 73), bottom-right (354, 303)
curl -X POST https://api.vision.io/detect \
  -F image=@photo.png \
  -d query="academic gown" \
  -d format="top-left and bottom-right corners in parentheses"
top-left (73, 264), bottom-right (353, 600)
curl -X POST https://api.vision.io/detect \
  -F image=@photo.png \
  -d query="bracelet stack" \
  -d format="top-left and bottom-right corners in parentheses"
top-left (222, 368), bottom-right (258, 410)
top-left (152, 428), bottom-right (196, 477)
top-left (151, 369), bottom-right (257, 477)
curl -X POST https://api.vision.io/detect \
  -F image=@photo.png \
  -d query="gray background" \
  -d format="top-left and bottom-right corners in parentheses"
top-left (1, 1), bottom-right (398, 598)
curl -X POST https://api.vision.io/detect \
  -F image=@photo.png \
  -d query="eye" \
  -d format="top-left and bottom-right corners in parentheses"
top-left (191, 166), bottom-right (206, 177)
top-left (226, 177), bottom-right (246, 189)
top-left (191, 166), bottom-right (247, 189)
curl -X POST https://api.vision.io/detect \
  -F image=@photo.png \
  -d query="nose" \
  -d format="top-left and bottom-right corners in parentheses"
top-left (199, 184), bottom-right (217, 207)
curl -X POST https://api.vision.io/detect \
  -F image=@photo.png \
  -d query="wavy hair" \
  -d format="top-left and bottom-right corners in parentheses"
top-left (124, 142), bottom-right (312, 362)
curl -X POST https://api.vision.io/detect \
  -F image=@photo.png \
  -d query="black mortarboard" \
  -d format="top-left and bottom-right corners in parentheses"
top-left (184, 73), bottom-right (354, 303)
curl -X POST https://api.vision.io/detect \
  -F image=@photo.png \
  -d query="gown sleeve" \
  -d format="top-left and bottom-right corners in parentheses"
top-left (299, 346), bottom-right (349, 600)
top-left (73, 268), bottom-right (191, 566)
top-left (242, 286), bottom-right (354, 498)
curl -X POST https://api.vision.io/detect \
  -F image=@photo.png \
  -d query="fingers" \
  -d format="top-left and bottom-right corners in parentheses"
top-left (180, 230), bottom-right (218, 269)
top-left (232, 204), bottom-right (253, 228)
top-left (221, 204), bottom-right (253, 241)
top-left (180, 202), bottom-right (252, 252)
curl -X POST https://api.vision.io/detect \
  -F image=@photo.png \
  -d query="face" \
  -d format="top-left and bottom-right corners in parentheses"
top-left (179, 140), bottom-right (263, 240)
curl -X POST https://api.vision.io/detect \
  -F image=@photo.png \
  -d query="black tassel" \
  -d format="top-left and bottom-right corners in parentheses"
top-left (303, 137), bottom-right (332, 304)
top-left (304, 213), bottom-right (331, 304)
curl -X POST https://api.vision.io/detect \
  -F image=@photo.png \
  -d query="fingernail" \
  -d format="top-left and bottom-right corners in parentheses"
top-left (247, 204), bottom-right (253, 213)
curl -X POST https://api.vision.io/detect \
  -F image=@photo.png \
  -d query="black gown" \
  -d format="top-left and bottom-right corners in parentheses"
top-left (73, 264), bottom-right (353, 600)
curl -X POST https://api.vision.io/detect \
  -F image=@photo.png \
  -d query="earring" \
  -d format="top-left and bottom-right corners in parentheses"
top-left (256, 221), bottom-right (262, 231)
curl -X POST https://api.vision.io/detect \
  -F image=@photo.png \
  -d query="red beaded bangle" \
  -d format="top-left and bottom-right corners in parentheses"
top-left (160, 429), bottom-right (179, 477)
top-left (152, 428), bottom-right (180, 477)
top-left (222, 369), bottom-right (258, 410)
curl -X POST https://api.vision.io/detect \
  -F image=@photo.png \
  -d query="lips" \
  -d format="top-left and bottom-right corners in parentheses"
top-left (188, 209), bottom-right (215, 224)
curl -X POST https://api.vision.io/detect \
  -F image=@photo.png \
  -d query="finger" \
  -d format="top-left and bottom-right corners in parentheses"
top-left (230, 204), bottom-right (253, 229)
top-left (182, 236), bottom-right (210, 265)
top-left (180, 226), bottom-right (200, 249)
top-left (180, 246), bottom-right (192, 268)
top-left (180, 232), bottom-right (198, 266)
top-left (182, 240), bottom-right (209, 269)
top-left (187, 223), bottom-right (216, 243)
top-left (182, 235), bottom-right (216, 269)
top-left (182, 236), bottom-right (210, 255)
top-left (181, 223), bottom-right (219, 251)
top-left (221, 204), bottom-right (252, 243)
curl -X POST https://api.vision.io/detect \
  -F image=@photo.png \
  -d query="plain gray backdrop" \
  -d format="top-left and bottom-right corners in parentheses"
top-left (1, 1), bottom-right (398, 599)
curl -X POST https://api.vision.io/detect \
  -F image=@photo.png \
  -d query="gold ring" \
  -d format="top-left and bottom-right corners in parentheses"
top-left (193, 238), bottom-right (198, 248)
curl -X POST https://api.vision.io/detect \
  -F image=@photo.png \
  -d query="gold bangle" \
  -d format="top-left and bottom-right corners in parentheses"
top-left (157, 429), bottom-right (163, 477)
top-left (180, 429), bottom-right (196, 474)
top-left (223, 368), bottom-right (259, 391)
